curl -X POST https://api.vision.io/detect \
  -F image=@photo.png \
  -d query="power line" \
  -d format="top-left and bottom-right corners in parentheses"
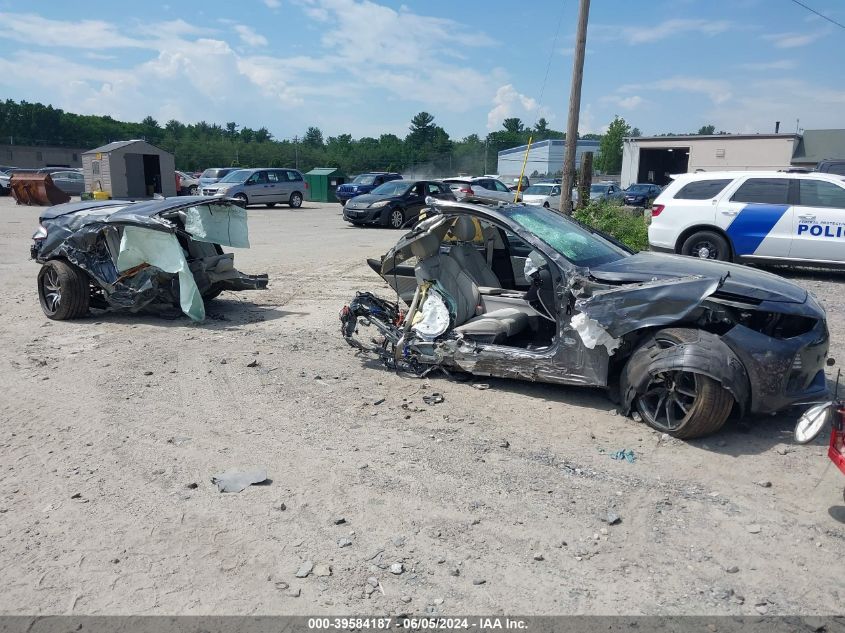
top-left (789, 0), bottom-right (845, 30)
top-left (537, 3), bottom-right (567, 108)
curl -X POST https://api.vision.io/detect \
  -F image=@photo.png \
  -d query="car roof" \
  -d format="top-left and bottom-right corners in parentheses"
top-left (670, 170), bottom-right (845, 184)
top-left (40, 196), bottom-right (235, 225)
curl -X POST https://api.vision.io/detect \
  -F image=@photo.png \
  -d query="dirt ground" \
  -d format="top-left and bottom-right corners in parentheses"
top-left (0, 195), bottom-right (844, 616)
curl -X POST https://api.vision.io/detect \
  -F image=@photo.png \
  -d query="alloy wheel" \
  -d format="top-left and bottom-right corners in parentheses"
top-left (638, 369), bottom-right (699, 433)
top-left (692, 239), bottom-right (719, 259)
top-left (40, 267), bottom-right (61, 314)
top-left (390, 209), bottom-right (404, 228)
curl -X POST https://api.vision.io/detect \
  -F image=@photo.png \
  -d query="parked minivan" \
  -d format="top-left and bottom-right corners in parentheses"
top-left (649, 170), bottom-right (845, 267)
top-left (200, 168), bottom-right (308, 208)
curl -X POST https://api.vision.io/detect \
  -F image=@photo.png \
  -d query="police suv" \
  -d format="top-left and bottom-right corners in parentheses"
top-left (649, 171), bottom-right (845, 266)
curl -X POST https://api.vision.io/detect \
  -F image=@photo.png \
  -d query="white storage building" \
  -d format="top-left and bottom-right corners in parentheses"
top-left (496, 139), bottom-right (600, 179)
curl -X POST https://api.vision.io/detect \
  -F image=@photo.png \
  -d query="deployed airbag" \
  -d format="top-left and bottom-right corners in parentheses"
top-left (183, 204), bottom-right (250, 248)
top-left (116, 226), bottom-right (205, 322)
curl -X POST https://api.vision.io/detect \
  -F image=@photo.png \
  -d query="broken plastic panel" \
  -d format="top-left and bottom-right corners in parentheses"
top-left (183, 204), bottom-right (250, 248)
top-left (116, 226), bottom-right (205, 322)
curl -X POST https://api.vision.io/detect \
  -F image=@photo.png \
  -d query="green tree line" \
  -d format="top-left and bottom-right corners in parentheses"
top-left (0, 99), bottom-right (709, 176)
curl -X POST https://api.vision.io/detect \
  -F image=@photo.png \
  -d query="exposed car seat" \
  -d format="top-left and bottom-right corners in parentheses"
top-left (410, 232), bottom-right (526, 341)
top-left (447, 216), bottom-right (501, 287)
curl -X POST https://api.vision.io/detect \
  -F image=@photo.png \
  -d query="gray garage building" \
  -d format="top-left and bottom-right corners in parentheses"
top-left (82, 140), bottom-right (177, 199)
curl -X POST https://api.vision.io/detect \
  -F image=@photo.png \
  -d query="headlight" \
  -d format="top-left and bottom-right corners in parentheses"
top-left (216, 188), bottom-right (229, 195)
top-left (369, 200), bottom-right (390, 208)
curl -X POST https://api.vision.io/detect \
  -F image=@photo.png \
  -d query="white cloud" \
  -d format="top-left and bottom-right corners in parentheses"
top-left (0, 12), bottom-right (146, 48)
top-left (234, 24), bottom-right (268, 47)
top-left (738, 59), bottom-right (797, 70)
top-left (592, 18), bottom-right (733, 45)
top-left (762, 30), bottom-right (827, 48)
top-left (601, 94), bottom-right (645, 110)
top-left (486, 84), bottom-right (548, 131)
top-left (290, 0), bottom-right (497, 111)
top-left (263, 0), bottom-right (281, 7)
top-left (620, 76), bottom-right (732, 105)
top-left (707, 79), bottom-right (845, 133)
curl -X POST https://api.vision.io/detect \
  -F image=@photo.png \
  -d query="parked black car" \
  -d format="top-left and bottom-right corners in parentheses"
top-left (341, 199), bottom-right (830, 439)
top-left (343, 180), bottom-right (454, 228)
top-left (623, 183), bottom-right (662, 207)
top-left (335, 172), bottom-right (402, 206)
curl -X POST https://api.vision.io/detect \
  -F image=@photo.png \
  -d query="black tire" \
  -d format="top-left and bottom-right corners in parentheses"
top-left (189, 185), bottom-right (198, 195)
top-left (681, 230), bottom-right (730, 261)
top-left (632, 328), bottom-right (734, 439)
top-left (203, 288), bottom-right (223, 301)
top-left (543, 202), bottom-right (550, 208)
top-left (289, 192), bottom-right (303, 208)
top-left (37, 260), bottom-right (90, 320)
top-left (266, 202), bottom-right (277, 208)
top-left (233, 193), bottom-right (248, 208)
top-left (387, 207), bottom-right (405, 229)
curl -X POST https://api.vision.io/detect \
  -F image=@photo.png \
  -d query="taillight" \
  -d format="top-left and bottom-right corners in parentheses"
top-left (459, 187), bottom-right (474, 196)
top-left (651, 204), bottom-right (665, 217)
top-left (33, 224), bottom-right (47, 240)
top-left (304, 182), bottom-right (309, 189)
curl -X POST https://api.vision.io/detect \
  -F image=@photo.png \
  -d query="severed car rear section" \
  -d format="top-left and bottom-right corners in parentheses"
top-left (31, 197), bottom-right (268, 322)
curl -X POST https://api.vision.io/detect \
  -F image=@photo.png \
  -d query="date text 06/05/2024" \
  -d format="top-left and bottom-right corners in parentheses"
top-left (306, 617), bottom-right (529, 630)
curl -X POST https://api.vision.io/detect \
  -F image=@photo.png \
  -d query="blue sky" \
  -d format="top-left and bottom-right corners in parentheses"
top-left (0, 0), bottom-right (842, 141)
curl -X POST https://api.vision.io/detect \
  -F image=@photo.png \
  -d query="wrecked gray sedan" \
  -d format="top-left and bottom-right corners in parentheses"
top-left (341, 199), bottom-right (830, 438)
top-left (31, 196), bottom-right (268, 322)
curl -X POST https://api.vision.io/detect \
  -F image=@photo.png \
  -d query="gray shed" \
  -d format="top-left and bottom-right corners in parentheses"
top-left (82, 140), bottom-right (177, 199)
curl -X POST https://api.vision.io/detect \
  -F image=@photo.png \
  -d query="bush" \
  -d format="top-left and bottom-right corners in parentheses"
top-left (574, 200), bottom-right (649, 252)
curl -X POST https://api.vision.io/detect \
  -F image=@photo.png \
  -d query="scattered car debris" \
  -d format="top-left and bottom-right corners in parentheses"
top-left (471, 383), bottom-right (490, 390)
top-left (211, 468), bottom-right (268, 493)
top-left (31, 198), bottom-right (268, 322)
top-left (602, 511), bottom-right (622, 525)
top-left (610, 449), bottom-right (636, 463)
top-left (246, 359), bottom-right (259, 368)
top-left (314, 563), bottom-right (332, 577)
top-left (341, 199), bottom-right (830, 439)
top-left (295, 561), bottom-right (313, 578)
top-left (422, 393), bottom-right (444, 405)
top-left (390, 562), bottom-right (404, 575)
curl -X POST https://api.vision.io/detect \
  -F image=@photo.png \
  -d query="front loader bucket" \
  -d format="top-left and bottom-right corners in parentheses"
top-left (9, 173), bottom-right (71, 206)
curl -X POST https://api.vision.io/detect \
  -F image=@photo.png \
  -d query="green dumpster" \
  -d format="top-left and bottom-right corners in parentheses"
top-left (305, 167), bottom-right (346, 203)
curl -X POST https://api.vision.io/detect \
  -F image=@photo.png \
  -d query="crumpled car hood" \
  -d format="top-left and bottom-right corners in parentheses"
top-left (589, 252), bottom-right (807, 304)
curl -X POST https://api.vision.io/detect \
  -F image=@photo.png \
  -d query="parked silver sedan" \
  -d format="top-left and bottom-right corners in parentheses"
top-left (49, 170), bottom-right (85, 196)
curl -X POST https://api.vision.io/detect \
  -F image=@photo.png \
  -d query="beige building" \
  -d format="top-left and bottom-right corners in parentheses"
top-left (0, 144), bottom-right (86, 169)
top-left (621, 134), bottom-right (800, 187)
top-left (82, 140), bottom-right (177, 199)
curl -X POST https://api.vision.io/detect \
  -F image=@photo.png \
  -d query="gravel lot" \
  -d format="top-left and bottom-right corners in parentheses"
top-left (0, 195), bottom-right (844, 616)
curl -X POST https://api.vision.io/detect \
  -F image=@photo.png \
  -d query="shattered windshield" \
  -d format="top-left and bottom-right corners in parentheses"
top-left (218, 170), bottom-right (251, 184)
top-left (502, 206), bottom-right (629, 268)
top-left (371, 181), bottom-right (411, 197)
top-left (353, 175), bottom-right (376, 185)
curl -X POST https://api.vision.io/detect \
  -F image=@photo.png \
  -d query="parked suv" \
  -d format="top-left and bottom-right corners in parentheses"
top-left (442, 176), bottom-right (520, 204)
top-left (649, 170), bottom-right (845, 266)
top-left (335, 172), bottom-right (402, 205)
top-left (201, 168), bottom-right (309, 208)
top-left (198, 167), bottom-right (237, 190)
top-left (817, 159), bottom-right (845, 176)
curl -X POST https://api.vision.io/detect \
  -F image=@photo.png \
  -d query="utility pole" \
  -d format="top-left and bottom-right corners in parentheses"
top-left (559, 0), bottom-right (590, 216)
top-left (294, 135), bottom-right (299, 169)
